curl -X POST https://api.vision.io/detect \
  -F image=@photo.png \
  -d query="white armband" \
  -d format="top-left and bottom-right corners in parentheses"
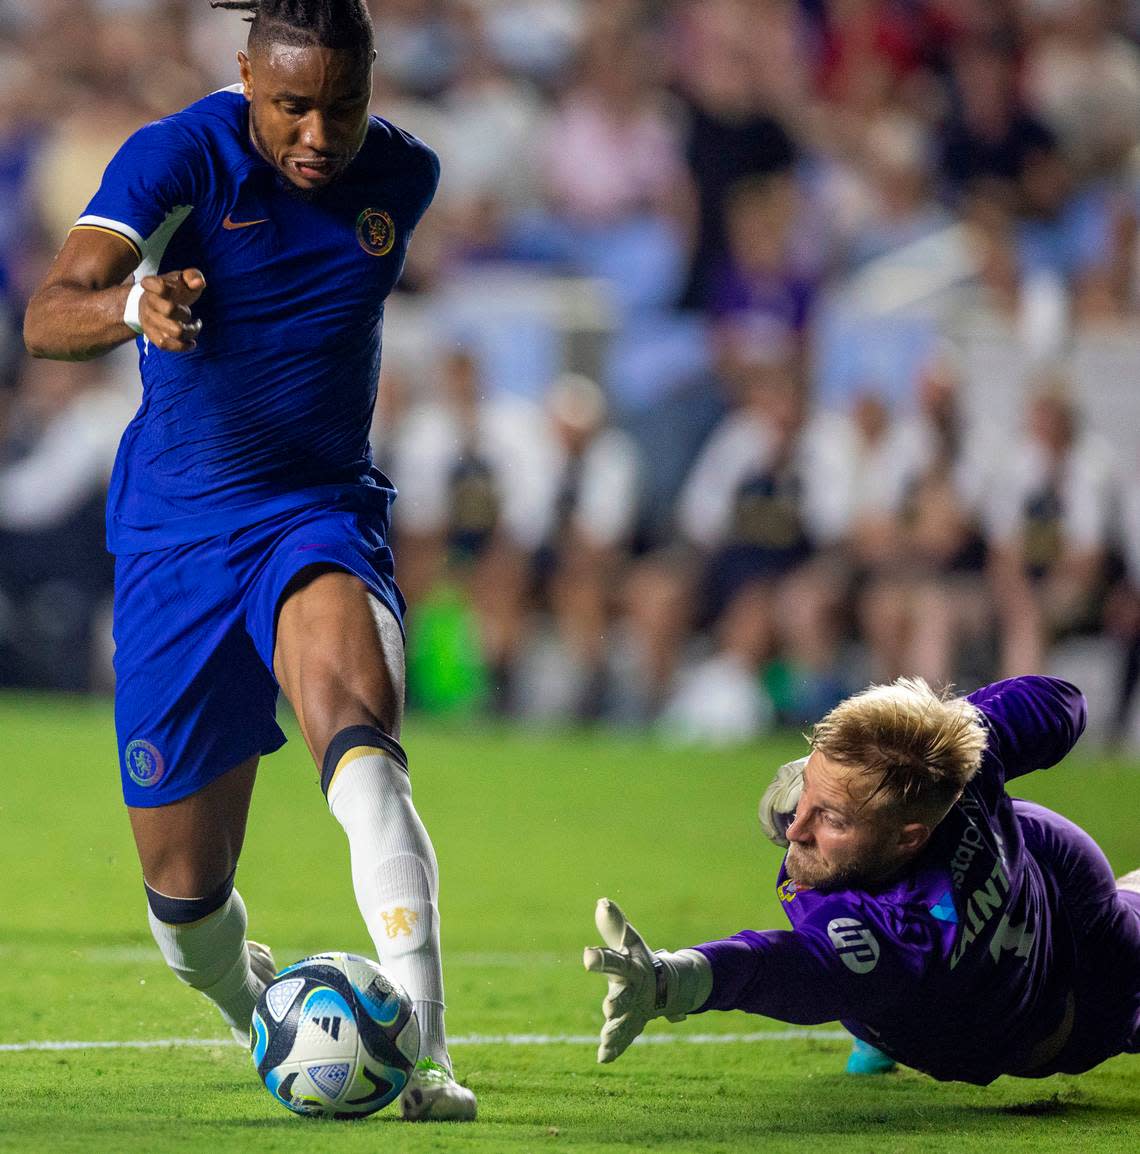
top-left (123, 282), bottom-right (145, 334)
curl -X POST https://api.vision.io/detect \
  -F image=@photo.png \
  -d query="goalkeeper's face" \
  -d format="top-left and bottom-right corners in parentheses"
top-left (784, 753), bottom-right (930, 893)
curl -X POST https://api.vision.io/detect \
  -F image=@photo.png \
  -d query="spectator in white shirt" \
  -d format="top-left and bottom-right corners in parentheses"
top-left (855, 363), bottom-right (991, 687)
top-left (389, 348), bottom-right (554, 709)
top-left (672, 357), bottom-right (853, 724)
top-left (517, 373), bottom-right (644, 720)
top-left (986, 380), bottom-right (1118, 677)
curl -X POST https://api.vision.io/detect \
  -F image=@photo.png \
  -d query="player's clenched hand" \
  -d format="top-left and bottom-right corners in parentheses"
top-left (758, 755), bottom-right (807, 847)
top-left (138, 268), bottom-right (206, 352)
top-left (583, 899), bottom-right (711, 1064)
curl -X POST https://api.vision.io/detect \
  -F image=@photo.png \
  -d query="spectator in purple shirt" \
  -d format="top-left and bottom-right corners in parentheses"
top-left (585, 675), bottom-right (1140, 1085)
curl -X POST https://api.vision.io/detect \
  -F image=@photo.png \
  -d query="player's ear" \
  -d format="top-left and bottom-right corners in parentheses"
top-left (238, 51), bottom-right (253, 100)
top-left (897, 822), bottom-right (931, 855)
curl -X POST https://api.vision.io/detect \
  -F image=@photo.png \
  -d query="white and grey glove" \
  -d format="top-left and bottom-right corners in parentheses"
top-left (582, 898), bottom-right (711, 1064)
top-left (758, 755), bottom-right (807, 847)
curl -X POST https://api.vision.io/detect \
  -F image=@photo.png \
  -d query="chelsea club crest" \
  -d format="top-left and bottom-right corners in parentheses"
top-left (125, 739), bottom-right (165, 788)
top-left (356, 208), bottom-right (396, 256)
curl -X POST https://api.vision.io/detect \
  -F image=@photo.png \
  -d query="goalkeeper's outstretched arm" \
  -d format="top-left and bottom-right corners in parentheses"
top-left (584, 901), bottom-right (863, 1061)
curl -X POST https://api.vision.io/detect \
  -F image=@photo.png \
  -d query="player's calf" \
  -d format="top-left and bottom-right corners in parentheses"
top-left (323, 726), bottom-right (477, 1120)
top-left (145, 870), bottom-right (270, 1039)
top-left (322, 725), bottom-right (452, 1068)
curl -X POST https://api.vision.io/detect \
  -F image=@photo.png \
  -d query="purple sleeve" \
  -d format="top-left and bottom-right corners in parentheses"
top-left (693, 930), bottom-right (850, 1024)
top-left (692, 917), bottom-right (928, 1025)
top-left (966, 677), bottom-right (1087, 782)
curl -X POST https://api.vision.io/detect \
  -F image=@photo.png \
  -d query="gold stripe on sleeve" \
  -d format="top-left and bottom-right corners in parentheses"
top-left (69, 224), bottom-right (143, 261)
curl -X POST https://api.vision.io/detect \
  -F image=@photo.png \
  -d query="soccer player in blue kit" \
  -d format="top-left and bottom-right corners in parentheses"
top-left (23, 0), bottom-right (476, 1121)
top-left (584, 676), bottom-right (1140, 1085)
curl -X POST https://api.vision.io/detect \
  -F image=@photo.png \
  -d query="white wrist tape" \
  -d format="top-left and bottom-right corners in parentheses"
top-left (123, 281), bottom-right (145, 334)
top-left (652, 948), bottom-right (713, 1021)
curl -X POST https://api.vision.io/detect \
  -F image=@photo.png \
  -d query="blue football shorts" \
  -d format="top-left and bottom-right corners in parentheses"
top-left (113, 499), bottom-right (405, 808)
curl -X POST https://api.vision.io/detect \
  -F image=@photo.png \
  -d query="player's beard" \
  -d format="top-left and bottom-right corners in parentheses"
top-left (785, 842), bottom-right (902, 894)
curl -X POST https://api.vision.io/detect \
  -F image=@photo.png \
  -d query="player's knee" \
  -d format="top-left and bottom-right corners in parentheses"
top-left (144, 866), bottom-right (236, 926)
top-left (300, 675), bottom-right (402, 760)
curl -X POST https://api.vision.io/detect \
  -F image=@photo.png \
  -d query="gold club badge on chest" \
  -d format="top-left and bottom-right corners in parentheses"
top-left (356, 207), bottom-right (396, 256)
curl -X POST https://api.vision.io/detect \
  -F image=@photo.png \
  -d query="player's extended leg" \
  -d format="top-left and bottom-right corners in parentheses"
top-left (274, 566), bottom-right (476, 1121)
top-left (1016, 802), bottom-right (1140, 1066)
top-left (846, 1037), bottom-right (897, 1075)
top-left (129, 756), bottom-right (275, 1042)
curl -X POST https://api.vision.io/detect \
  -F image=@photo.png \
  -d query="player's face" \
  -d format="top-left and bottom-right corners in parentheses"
top-left (240, 43), bottom-right (373, 192)
top-left (784, 752), bottom-right (921, 893)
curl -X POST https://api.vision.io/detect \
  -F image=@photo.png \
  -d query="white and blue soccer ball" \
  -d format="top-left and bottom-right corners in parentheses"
top-left (250, 951), bottom-right (420, 1118)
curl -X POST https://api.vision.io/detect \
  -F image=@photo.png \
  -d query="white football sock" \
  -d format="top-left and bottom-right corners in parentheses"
top-left (147, 888), bottom-right (265, 1034)
top-left (326, 746), bottom-right (450, 1068)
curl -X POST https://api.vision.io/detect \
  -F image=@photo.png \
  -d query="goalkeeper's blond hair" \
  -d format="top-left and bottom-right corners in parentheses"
top-left (811, 678), bottom-right (987, 821)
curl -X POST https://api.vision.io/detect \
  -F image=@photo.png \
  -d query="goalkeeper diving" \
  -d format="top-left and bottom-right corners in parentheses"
top-left (584, 676), bottom-right (1140, 1084)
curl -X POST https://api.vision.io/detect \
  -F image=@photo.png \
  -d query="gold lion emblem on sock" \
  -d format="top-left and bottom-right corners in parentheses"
top-left (382, 906), bottom-right (420, 938)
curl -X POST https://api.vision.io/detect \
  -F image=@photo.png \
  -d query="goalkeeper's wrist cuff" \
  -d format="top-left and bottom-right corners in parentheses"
top-left (652, 949), bottom-right (713, 1022)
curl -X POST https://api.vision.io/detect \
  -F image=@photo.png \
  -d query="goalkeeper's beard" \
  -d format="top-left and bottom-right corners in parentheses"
top-left (785, 841), bottom-right (903, 894)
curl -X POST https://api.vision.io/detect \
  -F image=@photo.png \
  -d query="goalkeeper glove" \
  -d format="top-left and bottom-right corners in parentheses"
top-left (582, 898), bottom-right (712, 1063)
top-left (758, 755), bottom-right (807, 847)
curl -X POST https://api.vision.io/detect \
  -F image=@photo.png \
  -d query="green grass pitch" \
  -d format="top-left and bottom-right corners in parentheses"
top-left (1, 693), bottom-right (1137, 1153)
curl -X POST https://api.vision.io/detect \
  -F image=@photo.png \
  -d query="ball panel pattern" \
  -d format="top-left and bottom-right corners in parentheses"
top-left (251, 952), bottom-right (418, 1119)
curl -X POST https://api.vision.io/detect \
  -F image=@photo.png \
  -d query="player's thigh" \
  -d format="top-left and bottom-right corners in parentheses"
top-left (273, 566), bottom-right (405, 754)
top-left (114, 545), bottom-right (287, 888)
top-left (237, 502), bottom-right (407, 759)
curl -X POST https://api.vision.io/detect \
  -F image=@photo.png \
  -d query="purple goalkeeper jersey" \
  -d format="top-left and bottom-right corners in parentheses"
top-left (694, 676), bottom-right (1140, 1084)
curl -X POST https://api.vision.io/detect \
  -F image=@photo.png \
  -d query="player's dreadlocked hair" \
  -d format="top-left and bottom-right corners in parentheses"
top-left (210, 1), bottom-right (374, 60)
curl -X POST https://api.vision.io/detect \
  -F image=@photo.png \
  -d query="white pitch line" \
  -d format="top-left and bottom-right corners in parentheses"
top-left (8, 947), bottom-right (569, 967)
top-left (0, 1030), bottom-right (848, 1054)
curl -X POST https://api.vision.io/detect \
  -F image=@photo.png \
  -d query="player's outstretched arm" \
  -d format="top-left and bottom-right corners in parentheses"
top-left (24, 229), bottom-right (205, 361)
top-left (583, 898), bottom-right (712, 1063)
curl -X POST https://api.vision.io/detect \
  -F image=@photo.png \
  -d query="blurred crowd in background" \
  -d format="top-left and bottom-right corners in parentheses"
top-left (2, 0), bottom-right (1140, 745)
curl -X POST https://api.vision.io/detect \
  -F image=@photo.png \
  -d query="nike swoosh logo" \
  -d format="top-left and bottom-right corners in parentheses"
top-left (222, 214), bottom-right (269, 230)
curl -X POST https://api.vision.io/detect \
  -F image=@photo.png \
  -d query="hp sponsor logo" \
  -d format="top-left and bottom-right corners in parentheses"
top-left (827, 917), bottom-right (880, 974)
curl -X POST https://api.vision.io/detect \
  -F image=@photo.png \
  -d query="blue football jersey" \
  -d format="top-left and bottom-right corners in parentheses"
top-left (75, 87), bottom-right (439, 553)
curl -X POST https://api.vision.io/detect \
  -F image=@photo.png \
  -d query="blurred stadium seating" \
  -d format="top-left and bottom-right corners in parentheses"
top-left (2, 0), bottom-right (1139, 745)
